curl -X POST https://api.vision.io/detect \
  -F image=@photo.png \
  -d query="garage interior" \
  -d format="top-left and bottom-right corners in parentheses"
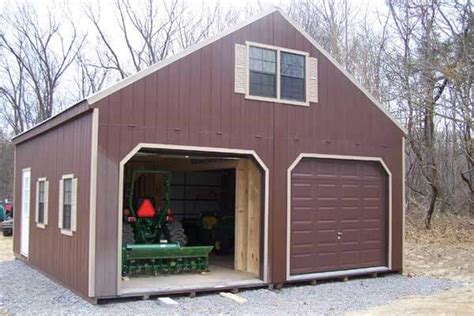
top-left (120, 149), bottom-right (264, 293)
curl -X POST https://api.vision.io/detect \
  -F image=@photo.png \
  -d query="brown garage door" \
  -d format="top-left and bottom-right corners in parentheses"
top-left (290, 158), bottom-right (388, 275)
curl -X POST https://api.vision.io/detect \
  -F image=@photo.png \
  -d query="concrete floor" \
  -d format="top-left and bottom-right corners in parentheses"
top-left (121, 263), bottom-right (262, 294)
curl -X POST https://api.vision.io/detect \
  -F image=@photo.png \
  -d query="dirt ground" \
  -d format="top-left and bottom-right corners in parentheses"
top-left (349, 212), bottom-right (474, 315)
top-left (0, 235), bottom-right (13, 262)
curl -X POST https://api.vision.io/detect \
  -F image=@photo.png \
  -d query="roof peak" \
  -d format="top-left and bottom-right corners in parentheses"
top-left (13, 6), bottom-right (406, 142)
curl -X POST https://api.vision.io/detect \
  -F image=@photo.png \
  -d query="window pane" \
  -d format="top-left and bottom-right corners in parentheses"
top-left (282, 52), bottom-right (304, 66)
top-left (64, 179), bottom-right (72, 205)
top-left (64, 179), bottom-right (72, 192)
top-left (281, 76), bottom-right (305, 101)
top-left (262, 61), bottom-right (276, 74)
top-left (262, 49), bottom-right (276, 62)
top-left (39, 181), bottom-right (45, 203)
top-left (281, 52), bottom-right (305, 78)
top-left (63, 205), bottom-right (71, 230)
top-left (38, 203), bottom-right (44, 224)
top-left (249, 46), bottom-right (276, 74)
top-left (250, 59), bottom-right (263, 72)
top-left (249, 72), bottom-right (276, 98)
top-left (249, 46), bottom-right (263, 59)
top-left (281, 52), bottom-right (305, 101)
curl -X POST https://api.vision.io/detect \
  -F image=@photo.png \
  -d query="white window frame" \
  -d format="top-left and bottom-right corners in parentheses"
top-left (59, 174), bottom-right (77, 236)
top-left (35, 177), bottom-right (49, 229)
top-left (245, 41), bottom-right (310, 107)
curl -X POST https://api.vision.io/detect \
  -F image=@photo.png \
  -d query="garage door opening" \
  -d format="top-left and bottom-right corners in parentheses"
top-left (119, 148), bottom-right (265, 294)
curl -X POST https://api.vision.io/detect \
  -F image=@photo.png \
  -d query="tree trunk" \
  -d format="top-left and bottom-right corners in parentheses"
top-left (425, 184), bottom-right (439, 229)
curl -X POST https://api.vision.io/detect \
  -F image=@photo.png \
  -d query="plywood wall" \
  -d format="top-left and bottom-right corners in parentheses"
top-left (235, 159), bottom-right (261, 276)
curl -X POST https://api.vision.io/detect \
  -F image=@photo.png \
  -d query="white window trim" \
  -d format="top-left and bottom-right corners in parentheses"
top-left (245, 41), bottom-right (310, 107)
top-left (35, 177), bottom-right (48, 229)
top-left (59, 174), bottom-right (77, 237)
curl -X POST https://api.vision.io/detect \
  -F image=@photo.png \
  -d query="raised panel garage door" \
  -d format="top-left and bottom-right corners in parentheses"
top-left (290, 158), bottom-right (388, 276)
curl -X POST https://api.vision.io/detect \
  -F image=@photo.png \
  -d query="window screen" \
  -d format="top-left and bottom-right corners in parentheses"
top-left (249, 46), bottom-right (277, 98)
top-left (38, 181), bottom-right (45, 224)
top-left (280, 52), bottom-right (305, 101)
top-left (63, 178), bottom-right (72, 230)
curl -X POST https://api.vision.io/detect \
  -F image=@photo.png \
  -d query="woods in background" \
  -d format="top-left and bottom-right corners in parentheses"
top-left (0, 0), bottom-right (472, 228)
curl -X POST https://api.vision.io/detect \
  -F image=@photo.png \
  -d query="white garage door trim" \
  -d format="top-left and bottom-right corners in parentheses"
top-left (286, 153), bottom-right (392, 281)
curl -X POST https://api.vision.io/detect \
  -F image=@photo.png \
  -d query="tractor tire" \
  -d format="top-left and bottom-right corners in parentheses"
top-left (122, 222), bottom-right (135, 245)
top-left (165, 220), bottom-right (187, 246)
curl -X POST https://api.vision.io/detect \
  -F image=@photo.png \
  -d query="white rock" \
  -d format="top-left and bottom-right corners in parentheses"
top-left (157, 297), bottom-right (178, 307)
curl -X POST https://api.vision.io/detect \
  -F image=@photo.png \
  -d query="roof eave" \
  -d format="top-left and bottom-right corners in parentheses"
top-left (11, 99), bottom-right (91, 145)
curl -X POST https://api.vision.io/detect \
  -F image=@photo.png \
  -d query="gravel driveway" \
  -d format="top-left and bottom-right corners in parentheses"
top-left (0, 260), bottom-right (463, 315)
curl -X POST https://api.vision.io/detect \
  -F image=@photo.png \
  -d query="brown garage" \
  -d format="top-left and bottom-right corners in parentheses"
top-left (288, 156), bottom-right (389, 279)
top-left (11, 7), bottom-right (406, 302)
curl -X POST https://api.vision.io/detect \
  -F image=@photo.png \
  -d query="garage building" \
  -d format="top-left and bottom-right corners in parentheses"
top-left (11, 8), bottom-right (406, 301)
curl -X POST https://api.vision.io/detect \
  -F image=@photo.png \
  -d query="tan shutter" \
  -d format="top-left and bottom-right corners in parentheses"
top-left (44, 180), bottom-right (49, 225)
top-left (58, 179), bottom-right (63, 229)
top-left (234, 44), bottom-right (247, 94)
top-left (71, 178), bottom-right (78, 232)
top-left (35, 181), bottom-right (39, 223)
top-left (307, 57), bottom-right (318, 103)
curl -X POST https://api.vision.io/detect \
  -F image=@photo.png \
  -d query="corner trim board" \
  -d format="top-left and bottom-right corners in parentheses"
top-left (88, 108), bottom-right (99, 297)
top-left (402, 137), bottom-right (406, 270)
top-left (116, 143), bottom-right (270, 295)
top-left (286, 153), bottom-right (393, 281)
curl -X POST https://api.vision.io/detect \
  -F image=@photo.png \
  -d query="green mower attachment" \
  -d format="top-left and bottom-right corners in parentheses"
top-left (122, 168), bottom-right (214, 276)
top-left (122, 244), bottom-right (213, 275)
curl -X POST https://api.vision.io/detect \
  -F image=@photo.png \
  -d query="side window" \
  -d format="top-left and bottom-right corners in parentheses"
top-left (280, 52), bottom-right (305, 101)
top-left (63, 178), bottom-right (72, 230)
top-left (35, 178), bottom-right (49, 228)
top-left (59, 175), bottom-right (77, 236)
top-left (249, 46), bottom-right (277, 98)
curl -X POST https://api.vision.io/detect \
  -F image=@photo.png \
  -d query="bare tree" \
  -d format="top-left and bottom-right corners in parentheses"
top-left (0, 128), bottom-right (13, 201)
top-left (83, 0), bottom-right (237, 80)
top-left (0, 2), bottom-right (85, 132)
top-left (74, 53), bottom-right (109, 99)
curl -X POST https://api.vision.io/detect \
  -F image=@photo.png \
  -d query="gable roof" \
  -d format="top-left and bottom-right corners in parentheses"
top-left (13, 6), bottom-right (406, 144)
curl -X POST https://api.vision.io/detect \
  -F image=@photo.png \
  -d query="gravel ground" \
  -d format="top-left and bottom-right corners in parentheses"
top-left (0, 260), bottom-right (464, 315)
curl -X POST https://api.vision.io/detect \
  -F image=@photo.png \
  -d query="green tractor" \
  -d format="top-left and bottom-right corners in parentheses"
top-left (121, 169), bottom-right (213, 276)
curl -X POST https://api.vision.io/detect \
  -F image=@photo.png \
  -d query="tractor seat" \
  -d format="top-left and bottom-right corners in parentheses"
top-left (136, 198), bottom-right (156, 218)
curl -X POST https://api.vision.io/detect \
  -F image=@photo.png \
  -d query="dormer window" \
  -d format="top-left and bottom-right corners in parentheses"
top-left (234, 42), bottom-right (318, 106)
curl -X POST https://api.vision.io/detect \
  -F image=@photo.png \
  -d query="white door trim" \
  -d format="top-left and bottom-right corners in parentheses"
top-left (21, 167), bottom-right (31, 257)
top-left (286, 153), bottom-right (393, 281)
top-left (116, 143), bottom-right (270, 295)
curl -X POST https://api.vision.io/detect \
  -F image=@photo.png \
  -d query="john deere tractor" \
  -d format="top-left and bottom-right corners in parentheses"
top-left (121, 169), bottom-right (213, 276)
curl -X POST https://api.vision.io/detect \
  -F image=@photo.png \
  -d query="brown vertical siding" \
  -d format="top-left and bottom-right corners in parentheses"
top-left (91, 11), bottom-right (403, 297)
top-left (13, 112), bottom-right (92, 297)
